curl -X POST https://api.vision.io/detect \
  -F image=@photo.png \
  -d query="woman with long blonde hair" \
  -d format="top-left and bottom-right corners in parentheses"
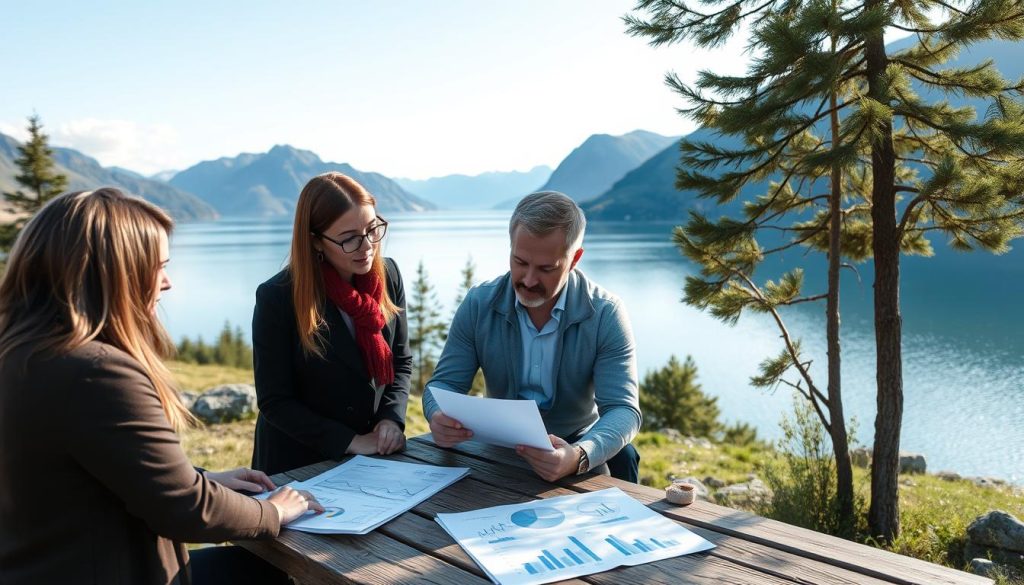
top-left (251, 172), bottom-right (412, 475)
top-left (0, 188), bottom-right (321, 585)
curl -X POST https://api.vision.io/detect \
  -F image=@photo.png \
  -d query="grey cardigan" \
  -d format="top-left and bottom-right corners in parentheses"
top-left (422, 269), bottom-right (641, 468)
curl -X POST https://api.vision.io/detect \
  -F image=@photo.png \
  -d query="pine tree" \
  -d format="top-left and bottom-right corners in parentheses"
top-left (2, 115), bottom-right (68, 251)
top-left (407, 260), bottom-right (447, 394)
top-left (640, 355), bottom-right (723, 438)
top-left (627, 0), bottom-right (1024, 541)
top-left (454, 255), bottom-right (476, 311)
top-left (448, 255), bottom-right (487, 395)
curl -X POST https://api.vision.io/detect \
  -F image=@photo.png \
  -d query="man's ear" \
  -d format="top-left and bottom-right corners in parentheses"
top-left (570, 247), bottom-right (584, 270)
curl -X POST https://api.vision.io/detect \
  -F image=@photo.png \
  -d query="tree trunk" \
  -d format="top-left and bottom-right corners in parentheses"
top-left (827, 87), bottom-right (855, 538)
top-left (865, 21), bottom-right (903, 544)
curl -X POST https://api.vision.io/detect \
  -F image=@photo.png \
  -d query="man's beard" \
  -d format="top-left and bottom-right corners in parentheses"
top-left (515, 282), bottom-right (547, 308)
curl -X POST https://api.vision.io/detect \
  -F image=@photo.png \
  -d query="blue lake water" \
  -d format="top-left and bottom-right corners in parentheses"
top-left (162, 211), bottom-right (1023, 483)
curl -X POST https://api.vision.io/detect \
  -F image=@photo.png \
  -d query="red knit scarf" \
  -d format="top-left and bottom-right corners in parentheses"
top-left (321, 262), bottom-right (394, 386)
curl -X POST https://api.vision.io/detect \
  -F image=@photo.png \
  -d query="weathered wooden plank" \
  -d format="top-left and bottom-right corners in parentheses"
top-left (414, 435), bottom-right (988, 585)
top-left (398, 441), bottom-right (893, 585)
top-left (236, 527), bottom-right (490, 584)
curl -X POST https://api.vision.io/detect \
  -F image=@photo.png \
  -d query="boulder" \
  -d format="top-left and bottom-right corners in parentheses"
top-left (686, 436), bottom-right (714, 449)
top-left (967, 511), bottom-right (1024, 553)
top-left (192, 384), bottom-right (257, 423)
top-left (658, 428), bottom-right (685, 443)
top-left (703, 476), bottom-right (726, 489)
top-left (899, 452), bottom-right (927, 474)
top-left (963, 542), bottom-right (1024, 568)
top-left (935, 470), bottom-right (961, 482)
top-left (972, 477), bottom-right (1004, 489)
top-left (714, 478), bottom-right (772, 508)
top-left (179, 391), bottom-right (199, 412)
top-left (851, 447), bottom-right (872, 468)
top-left (968, 558), bottom-right (995, 577)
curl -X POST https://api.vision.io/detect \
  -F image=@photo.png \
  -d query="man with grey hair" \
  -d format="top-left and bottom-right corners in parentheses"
top-left (422, 191), bottom-right (642, 482)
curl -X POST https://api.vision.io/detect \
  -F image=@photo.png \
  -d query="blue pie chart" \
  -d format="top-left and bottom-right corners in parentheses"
top-left (511, 507), bottom-right (564, 529)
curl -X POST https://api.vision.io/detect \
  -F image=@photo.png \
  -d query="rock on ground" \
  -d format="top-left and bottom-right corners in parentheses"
top-left (191, 384), bottom-right (257, 424)
top-left (899, 452), bottom-right (927, 474)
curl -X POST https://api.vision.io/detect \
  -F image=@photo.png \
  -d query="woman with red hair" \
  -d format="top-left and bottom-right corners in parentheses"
top-left (251, 172), bottom-right (412, 476)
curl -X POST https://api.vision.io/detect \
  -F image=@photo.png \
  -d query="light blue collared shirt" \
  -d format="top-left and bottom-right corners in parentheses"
top-left (514, 284), bottom-right (568, 409)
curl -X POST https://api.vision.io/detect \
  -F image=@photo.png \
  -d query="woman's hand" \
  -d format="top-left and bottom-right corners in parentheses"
top-left (374, 419), bottom-right (406, 455)
top-left (345, 421), bottom-right (405, 455)
top-left (204, 467), bottom-right (277, 494)
top-left (346, 431), bottom-right (381, 455)
top-left (267, 487), bottom-right (323, 525)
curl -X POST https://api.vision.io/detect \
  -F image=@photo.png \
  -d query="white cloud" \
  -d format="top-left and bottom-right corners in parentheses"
top-left (0, 121), bottom-right (30, 142)
top-left (50, 119), bottom-right (185, 176)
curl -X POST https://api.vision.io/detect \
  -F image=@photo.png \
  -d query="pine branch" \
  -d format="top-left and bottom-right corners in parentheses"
top-left (929, 0), bottom-right (969, 17)
top-left (625, 0), bottom-right (777, 47)
top-left (897, 106), bottom-right (1007, 162)
top-left (893, 58), bottom-right (1021, 93)
top-left (777, 293), bottom-right (829, 305)
top-left (684, 96), bottom-right (852, 196)
top-left (723, 262), bottom-right (830, 411)
top-left (778, 378), bottom-right (832, 432)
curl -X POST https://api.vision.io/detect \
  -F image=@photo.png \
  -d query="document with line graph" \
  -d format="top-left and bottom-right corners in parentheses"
top-left (261, 455), bottom-right (469, 534)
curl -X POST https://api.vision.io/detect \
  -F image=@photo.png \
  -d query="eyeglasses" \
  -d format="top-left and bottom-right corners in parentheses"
top-left (314, 219), bottom-right (388, 254)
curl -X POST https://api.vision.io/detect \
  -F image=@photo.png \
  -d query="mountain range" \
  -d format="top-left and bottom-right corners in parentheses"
top-left (168, 145), bottom-right (432, 217)
top-left (395, 166), bottom-right (551, 210)
top-left (0, 132), bottom-right (217, 221)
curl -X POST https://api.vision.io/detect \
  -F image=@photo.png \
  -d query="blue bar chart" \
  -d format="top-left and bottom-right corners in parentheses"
top-left (604, 535), bottom-right (682, 556)
top-left (520, 536), bottom-right (604, 575)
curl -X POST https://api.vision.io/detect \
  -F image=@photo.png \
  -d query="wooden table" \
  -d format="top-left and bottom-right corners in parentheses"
top-left (236, 435), bottom-right (989, 584)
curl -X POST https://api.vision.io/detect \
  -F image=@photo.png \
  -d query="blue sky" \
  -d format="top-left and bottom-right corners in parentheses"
top-left (2, 1), bottom-right (750, 177)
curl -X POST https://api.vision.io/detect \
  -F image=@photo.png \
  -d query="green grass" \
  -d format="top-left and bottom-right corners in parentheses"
top-left (168, 360), bottom-right (254, 391)
top-left (174, 363), bottom-right (1023, 578)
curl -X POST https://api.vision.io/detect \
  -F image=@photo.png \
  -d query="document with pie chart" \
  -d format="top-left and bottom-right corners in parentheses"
top-left (435, 487), bottom-right (714, 584)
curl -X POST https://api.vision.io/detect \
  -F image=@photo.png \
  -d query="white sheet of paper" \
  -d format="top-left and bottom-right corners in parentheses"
top-left (254, 456), bottom-right (469, 534)
top-left (429, 386), bottom-right (555, 452)
top-left (436, 487), bottom-right (715, 585)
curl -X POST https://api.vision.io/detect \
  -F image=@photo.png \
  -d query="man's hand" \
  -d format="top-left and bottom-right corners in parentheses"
top-left (346, 430), bottom-right (381, 455)
top-left (515, 435), bottom-right (580, 482)
top-left (429, 412), bottom-right (473, 448)
top-left (204, 467), bottom-right (277, 494)
top-left (374, 419), bottom-right (406, 454)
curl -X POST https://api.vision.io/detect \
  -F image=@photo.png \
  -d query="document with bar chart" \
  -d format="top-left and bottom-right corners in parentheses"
top-left (435, 487), bottom-right (714, 584)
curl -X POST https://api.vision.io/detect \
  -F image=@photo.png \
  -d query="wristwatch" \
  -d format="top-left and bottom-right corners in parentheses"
top-left (575, 445), bottom-right (590, 475)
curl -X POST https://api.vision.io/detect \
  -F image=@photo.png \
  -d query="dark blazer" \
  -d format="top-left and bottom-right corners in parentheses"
top-left (251, 258), bottom-right (412, 476)
top-left (0, 341), bottom-right (279, 585)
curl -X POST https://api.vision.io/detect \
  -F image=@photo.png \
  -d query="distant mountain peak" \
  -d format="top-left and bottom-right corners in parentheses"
top-left (540, 129), bottom-right (678, 203)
